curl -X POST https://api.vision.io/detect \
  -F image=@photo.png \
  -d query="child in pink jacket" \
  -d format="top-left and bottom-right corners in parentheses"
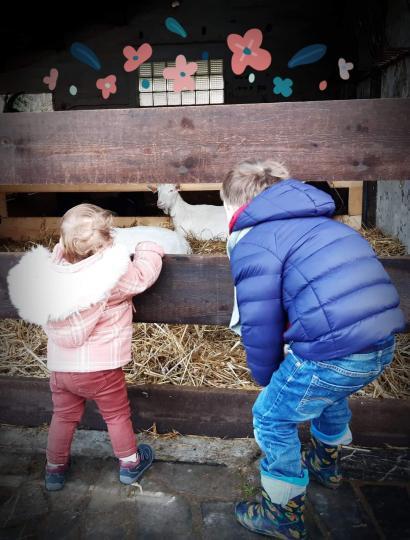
top-left (8, 203), bottom-right (164, 491)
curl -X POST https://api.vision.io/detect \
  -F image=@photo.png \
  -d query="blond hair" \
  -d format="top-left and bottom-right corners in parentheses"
top-left (221, 159), bottom-right (289, 207)
top-left (60, 204), bottom-right (113, 263)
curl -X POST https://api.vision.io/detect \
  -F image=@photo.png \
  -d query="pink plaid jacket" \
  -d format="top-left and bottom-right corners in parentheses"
top-left (42, 241), bottom-right (164, 372)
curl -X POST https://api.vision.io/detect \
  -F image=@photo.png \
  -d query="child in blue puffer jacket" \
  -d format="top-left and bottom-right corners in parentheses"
top-left (222, 159), bottom-right (405, 539)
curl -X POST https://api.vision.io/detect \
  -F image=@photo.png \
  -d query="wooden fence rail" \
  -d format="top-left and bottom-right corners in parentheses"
top-left (0, 98), bottom-right (409, 185)
top-left (0, 253), bottom-right (408, 330)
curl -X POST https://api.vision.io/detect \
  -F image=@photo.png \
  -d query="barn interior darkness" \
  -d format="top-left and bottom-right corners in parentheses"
top-left (0, 0), bottom-right (394, 217)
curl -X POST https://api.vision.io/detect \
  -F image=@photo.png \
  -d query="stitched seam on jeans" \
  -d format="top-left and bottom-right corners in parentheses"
top-left (261, 361), bottom-right (305, 416)
top-left (297, 375), bottom-right (321, 411)
top-left (305, 375), bottom-right (362, 396)
top-left (296, 374), bottom-right (362, 412)
top-left (271, 361), bottom-right (305, 408)
top-left (315, 361), bottom-right (381, 378)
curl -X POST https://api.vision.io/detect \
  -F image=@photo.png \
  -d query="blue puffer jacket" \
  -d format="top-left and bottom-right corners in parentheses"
top-left (229, 179), bottom-right (405, 386)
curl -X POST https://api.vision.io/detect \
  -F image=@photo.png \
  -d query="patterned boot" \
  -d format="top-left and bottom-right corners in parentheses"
top-left (302, 436), bottom-right (342, 489)
top-left (235, 489), bottom-right (306, 539)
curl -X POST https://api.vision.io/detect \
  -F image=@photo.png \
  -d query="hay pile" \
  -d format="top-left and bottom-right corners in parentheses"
top-left (0, 228), bottom-right (408, 398)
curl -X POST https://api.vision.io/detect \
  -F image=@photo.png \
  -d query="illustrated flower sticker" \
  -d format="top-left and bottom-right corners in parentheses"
top-left (227, 28), bottom-right (271, 75)
top-left (123, 43), bottom-right (153, 73)
top-left (163, 55), bottom-right (198, 92)
top-left (273, 76), bottom-right (293, 97)
top-left (338, 58), bottom-right (354, 80)
top-left (96, 74), bottom-right (117, 99)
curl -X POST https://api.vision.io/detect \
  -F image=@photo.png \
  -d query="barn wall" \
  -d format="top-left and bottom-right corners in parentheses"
top-left (375, 2), bottom-right (410, 252)
top-left (0, 0), bottom-right (357, 109)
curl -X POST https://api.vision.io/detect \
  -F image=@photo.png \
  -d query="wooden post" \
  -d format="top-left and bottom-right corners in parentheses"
top-left (0, 194), bottom-right (7, 218)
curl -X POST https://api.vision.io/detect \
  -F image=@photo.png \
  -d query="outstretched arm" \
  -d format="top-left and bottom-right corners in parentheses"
top-left (116, 241), bottom-right (164, 297)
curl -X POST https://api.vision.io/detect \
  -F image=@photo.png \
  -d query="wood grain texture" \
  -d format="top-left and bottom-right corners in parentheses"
top-left (0, 376), bottom-right (408, 445)
top-left (0, 99), bottom-right (409, 185)
top-left (0, 194), bottom-right (7, 217)
top-left (0, 253), bottom-right (408, 330)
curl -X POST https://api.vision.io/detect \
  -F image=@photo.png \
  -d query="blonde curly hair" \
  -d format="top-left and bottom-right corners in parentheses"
top-left (221, 159), bottom-right (289, 207)
top-left (60, 203), bottom-right (113, 263)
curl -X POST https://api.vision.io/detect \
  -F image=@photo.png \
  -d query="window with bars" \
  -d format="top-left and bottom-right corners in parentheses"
top-left (138, 59), bottom-right (224, 107)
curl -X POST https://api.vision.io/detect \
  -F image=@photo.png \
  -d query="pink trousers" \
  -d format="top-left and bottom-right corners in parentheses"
top-left (47, 368), bottom-right (137, 464)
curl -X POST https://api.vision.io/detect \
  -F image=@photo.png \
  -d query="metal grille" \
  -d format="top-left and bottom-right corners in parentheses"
top-left (138, 59), bottom-right (224, 107)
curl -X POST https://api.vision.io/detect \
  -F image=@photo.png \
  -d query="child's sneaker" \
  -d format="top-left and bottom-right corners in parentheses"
top-left (45, 462), bottom-right (70, 491)
top-left (119, 444), bottom-right (154, 485)
top-left (302, 436), bottom-right (342, 489)
top-left (235, 489), bottom-right (306, 539)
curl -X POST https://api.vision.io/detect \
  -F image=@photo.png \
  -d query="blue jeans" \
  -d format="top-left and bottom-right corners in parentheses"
top-left (252, 337), bottom-right (395, 500)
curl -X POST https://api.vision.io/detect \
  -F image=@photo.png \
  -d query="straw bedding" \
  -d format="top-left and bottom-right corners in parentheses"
top-left (0, 228), bottom-right (408, 398)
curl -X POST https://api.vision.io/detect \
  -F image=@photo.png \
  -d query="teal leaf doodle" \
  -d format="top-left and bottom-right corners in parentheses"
top-left (165, 17), bottom-right (187, 38)
top-left (288, 44), bottom-right (327, 68)
top-left (70, 42), bottom-right (101, 71)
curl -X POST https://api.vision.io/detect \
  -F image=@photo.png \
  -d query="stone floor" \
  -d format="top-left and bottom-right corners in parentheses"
top-left (0, 428), bottom-right (409, 539)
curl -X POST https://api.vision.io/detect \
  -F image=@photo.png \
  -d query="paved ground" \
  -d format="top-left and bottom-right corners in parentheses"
top-left (0, 427), bottom-right (409, 539)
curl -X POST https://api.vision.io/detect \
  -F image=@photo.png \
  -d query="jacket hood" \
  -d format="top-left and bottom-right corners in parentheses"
top-left (233, 179), bottom-right (335, 231)
top-left (7, 243), bottom-right (130, 325)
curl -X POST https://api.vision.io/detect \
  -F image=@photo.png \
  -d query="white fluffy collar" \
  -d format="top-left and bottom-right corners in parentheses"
top-left (7, 243), bottom-right (130, 326)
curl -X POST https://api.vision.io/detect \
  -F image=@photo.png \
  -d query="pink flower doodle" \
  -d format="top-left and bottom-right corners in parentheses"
top-left (123, 43), bottom-right (153, 72)
top-left (43, 68), bottom-right (59, 91)
top-left (96, 75), bottom-right (117, 99)
top-left (227, 28), bottom-right (272, 75)
top-left (163, 55), bottom-right (198, 92)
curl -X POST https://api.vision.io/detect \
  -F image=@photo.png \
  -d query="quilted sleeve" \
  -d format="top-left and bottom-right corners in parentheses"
top-left (116, 241), bottom-right (164, 297)
top-left (231, 241), bottom-right (286, 386)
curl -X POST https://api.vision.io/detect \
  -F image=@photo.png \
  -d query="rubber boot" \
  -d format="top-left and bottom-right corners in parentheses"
top-left (235, 488), bottom-right (306, 539)
top-left (302, 435), bottom-right (342, 489)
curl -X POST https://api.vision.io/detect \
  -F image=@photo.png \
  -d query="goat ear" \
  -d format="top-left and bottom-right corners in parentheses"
top-left (147, 184), bottom-right (157, 193)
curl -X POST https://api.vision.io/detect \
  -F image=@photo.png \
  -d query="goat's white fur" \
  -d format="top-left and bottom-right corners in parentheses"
top-left (112, 226), bottom-right (191, 255)
top-left (156, 185), bottom-right (228, 241)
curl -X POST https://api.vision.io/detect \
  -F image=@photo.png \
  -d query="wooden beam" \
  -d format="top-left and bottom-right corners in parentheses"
top-left (0, 183), bottom-right (222, 193)
top-left (0, 376), bottom-right (408, 446)
top-left (329, 181), bottom-right (363, 216)
top-left (0, 253), bottom-right (408, 330)
top-left (0, 194), bottom-right (7, 218)
top-left (0, 99), bottom-right (409, 185)
top-left (348, 185), bottom-right (363, 216)
top-left (0, 217), bottom-right (171, 241)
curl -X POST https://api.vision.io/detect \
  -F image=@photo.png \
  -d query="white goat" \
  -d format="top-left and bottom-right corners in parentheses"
top-left (112, 226), bottom-right (192, 255)
top-left (154, 184), bottom-right (228, 241)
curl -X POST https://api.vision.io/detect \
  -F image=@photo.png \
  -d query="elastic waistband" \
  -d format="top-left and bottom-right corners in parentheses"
top-left (356, 335), bottom-right (395, 354)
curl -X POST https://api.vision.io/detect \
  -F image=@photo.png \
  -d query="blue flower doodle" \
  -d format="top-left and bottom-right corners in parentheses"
top-left (273, 76), bottom-right (293, 97)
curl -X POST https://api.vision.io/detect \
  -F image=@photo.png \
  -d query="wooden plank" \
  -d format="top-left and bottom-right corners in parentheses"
top-left (348, 185), bottom-right (363, 216)
top-left (329, 181), bottom-right (363, 216)
top-left (0, 376), bottom-right (408, 446)
top-left (0, 194), bottom-right (7, 218)
top-left (0, 183), bottom-right (222, 193)
top-left (329, 181), bottom-right (363, 188)
top-left (0, 253), bottom-right (408, 330)
top-left (0, 99), bottom-right (409, 185)
top-left (362, 181), bottom-right (378, 227)
top-left (0, 216), bottom-right (171, 241)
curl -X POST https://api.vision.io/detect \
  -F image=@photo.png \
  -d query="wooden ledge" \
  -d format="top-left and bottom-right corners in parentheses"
top-left (0, 376), bottom-right (408, 446)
